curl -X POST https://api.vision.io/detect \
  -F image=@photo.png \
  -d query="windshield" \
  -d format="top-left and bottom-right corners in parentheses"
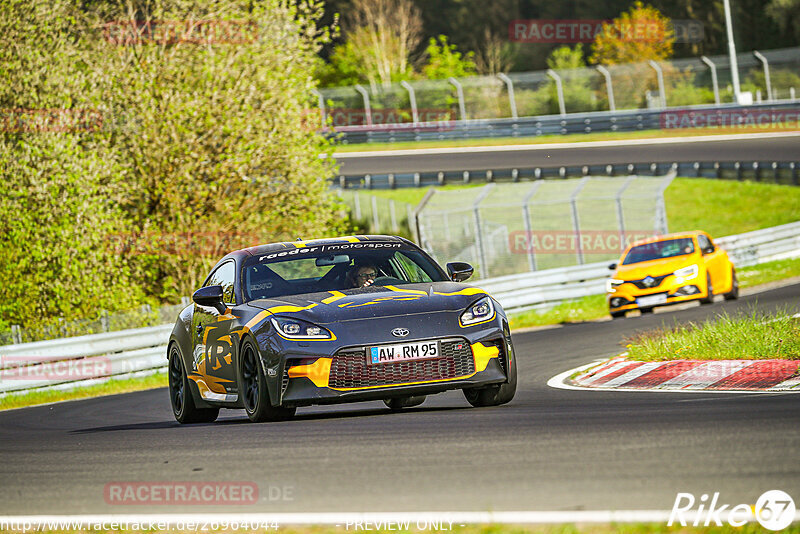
top-left (241, 243), bottom-right (447, 301)
top-left (622, 237), bottom-right (696, 265)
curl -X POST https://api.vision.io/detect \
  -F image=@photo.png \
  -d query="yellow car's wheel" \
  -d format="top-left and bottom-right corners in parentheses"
top-left (700, 274), bottom-right (714, 304)
top-left (724, 268), bottom-right (739, 300)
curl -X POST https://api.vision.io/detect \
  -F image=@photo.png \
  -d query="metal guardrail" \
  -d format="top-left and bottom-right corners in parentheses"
top-left (1, 221), bottom-right (798, 396)
top-left (478, 220), bottom-right (800, 313)
top-left (337, 160), bottom-right (800, 190)
top-left (332, 101), bottom-right (800, 144)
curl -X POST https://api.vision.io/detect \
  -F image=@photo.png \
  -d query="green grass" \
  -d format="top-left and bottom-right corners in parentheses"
top-left (737, 256), bottom-right (800, 287)
top-left (332, 125), bottom-right (799, 153)
top-left (624, 308), bottom-right (800, 361)
top-left (665, 179), bottom-right (800, 236)
top-left (0, 371), bottom-right (167, 411)
top-left (509, 295), bottom-right (608, 330)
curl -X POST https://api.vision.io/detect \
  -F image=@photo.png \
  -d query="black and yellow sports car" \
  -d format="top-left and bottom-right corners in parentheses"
top-left (167, 235), bottom-right (517, 423)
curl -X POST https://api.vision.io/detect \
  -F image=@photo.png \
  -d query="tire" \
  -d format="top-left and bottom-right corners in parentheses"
top-left (238, 338), bottom-right (296, 423)
top-left (639, 307), bottom-right (654, 314)
top-left (168, 344), bottom-right (219, 424)
top-left (700, 273), bottom-right (714, 304)
top-left (724, 268), bottom-right (739, 300)
top-left (463, 349), bottom-right (517, 407)
top-left (383, 396), bottom-right (426, 411)
top-left (610, 310), bottom-right (626, 319)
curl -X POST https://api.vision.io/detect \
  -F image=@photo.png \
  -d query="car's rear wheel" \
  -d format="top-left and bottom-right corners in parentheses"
top-left (700, 274), bottom-right (714, 304)
top-left (463, 350), bottom-right (517, 407)
top-left (168, 344), bottom-right (219, 424)
top-left (238, 339), bottom-right (296, 423)
top-left (724, 268), bottom-right (739, 300)
top-left (383, 396), bottom-right (426, 411)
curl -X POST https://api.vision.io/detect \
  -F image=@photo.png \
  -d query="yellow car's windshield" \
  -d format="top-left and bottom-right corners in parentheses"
top-left (622, 237), bottom-right (695, 265)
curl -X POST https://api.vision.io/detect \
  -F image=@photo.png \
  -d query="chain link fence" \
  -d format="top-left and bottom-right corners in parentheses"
top-left (415, 172), bottom-right (675, 279)
top-left (319, 47), bottom-right (800, 129)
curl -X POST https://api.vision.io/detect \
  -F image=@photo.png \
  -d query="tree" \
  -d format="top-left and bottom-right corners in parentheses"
top-left (0, 0), bottom-right (344, 326)
top-left (420, 35), bottom-right (477, 80)
top-left (589, 1), bottom-right (674, 66)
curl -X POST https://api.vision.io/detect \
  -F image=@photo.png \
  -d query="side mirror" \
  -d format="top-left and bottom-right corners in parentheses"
top-left (447, 262), bottom-right (474, 282)
top-left (703, 246), bottom-right (715, 255)
top-left (193, 285), bottom-right (226, 314)
top-left (608, 263), bottom-right (618, 270)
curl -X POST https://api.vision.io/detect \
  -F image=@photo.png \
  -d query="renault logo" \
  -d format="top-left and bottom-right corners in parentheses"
top-left (391, 328), bottom-right (409, 338)
top-left (643, 276), bottom-right (656, 287)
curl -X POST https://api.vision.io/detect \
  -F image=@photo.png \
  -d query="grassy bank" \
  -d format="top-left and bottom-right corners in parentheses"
top-left (333, 126), bottom-right (799, 153)
top-left (0, 371), bottom-right (167, 411)
top-left (624, 308), bottom-right (800, 361)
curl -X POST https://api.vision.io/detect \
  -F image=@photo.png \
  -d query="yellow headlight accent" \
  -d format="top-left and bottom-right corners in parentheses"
top-left (287, 358), bottom-right (332, 388)
top-left (471, 342), bottom-right (500, 373)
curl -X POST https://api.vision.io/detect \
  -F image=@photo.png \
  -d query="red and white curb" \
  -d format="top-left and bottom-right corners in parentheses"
top-left (549, 356), bottom-right (800, 393)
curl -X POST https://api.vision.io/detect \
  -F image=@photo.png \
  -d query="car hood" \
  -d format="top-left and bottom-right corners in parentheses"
top-left (615, 256), bottom-right (698, 279)
top-left (248, 282), bottom-right (489, 324)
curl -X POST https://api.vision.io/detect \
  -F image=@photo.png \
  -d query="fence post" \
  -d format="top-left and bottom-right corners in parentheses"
top-left (546, 69), bottom-right (566, 116)
top-left (615, 176), bottom-right (636, 253)
top-left (700, 56), bottom-right (720, 105)
top-left (497, 73), bottom-right (518, 119)
top-left (11, 324), bottom-right (22, 344)
top-left (101, 310), bottom-right (110, 332)
top-left (354, 84), bottom-right (373, 126)
top-left (655, 170), bottom-right (677, 234)
top-left (522, 182), bottom-right (543, 272)
top-left (448, 77), bottom-right (467, 122)
top-left (400, 81), bottom-right (419, 124)
top-left (595, 65), bottom-right (616, 112)
top-left (472, 184), bottom-right (495, 278)
top-left (412, 188), bottom-right (437, 247)
top-left (311, 88), bottom-right (327, 127)
top-left (753, 51), bottom-right (773, 102)
top-left (354, 191), bottom-right (362, 220)
top-left (389, 200), bottom-right (398, 232)
top-left (569, 177), bottom-right (590, 265)
top-left (648, 60), bottom-right (667, 109)
top-left (371, 196), bottom-right (380, 232)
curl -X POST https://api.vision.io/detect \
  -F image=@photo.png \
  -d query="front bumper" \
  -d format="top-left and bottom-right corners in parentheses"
top-left (607, 275), bottom-right (708, 312)
top-left (277, 337), bottom-right (509, 407)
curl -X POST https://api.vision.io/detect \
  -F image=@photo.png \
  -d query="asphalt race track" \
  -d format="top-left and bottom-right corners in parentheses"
top-left (1, 283), bottom-right (799, 515)
top-left (335, 133), bottom-right (800, 175)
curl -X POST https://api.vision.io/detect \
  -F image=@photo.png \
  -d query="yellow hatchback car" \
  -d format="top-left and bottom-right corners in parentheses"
top-left (606, 231), bottom-right (739, 318)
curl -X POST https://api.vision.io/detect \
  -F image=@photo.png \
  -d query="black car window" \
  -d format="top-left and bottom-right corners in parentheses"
top-left (205, 261), bottom-right (236, 304)
top-left (697, 234), bottom-right (712, 251)
top-left (622, 237), bottom-right (695, 265)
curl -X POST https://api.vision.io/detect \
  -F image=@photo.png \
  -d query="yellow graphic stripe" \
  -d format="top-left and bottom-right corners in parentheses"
top-left (266, 303), bottom-right (318, 314)
top-left (287, 358), bottom-right (332, 388)
top-left (434, 288), bottom-right (487, 297)
top-left (472, 341), bottom-right (500, 372)
top-left (322, 291), bottom-right (346, 304)
top-left (384, 285), bottom-right (428, 295)
top-left (293, 236), bottom-right (361, 248)
top-left (244, 310), bottom-right (272, 332)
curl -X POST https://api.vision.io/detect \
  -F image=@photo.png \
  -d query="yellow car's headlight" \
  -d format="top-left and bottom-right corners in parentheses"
top-left (606, 279), bottom-right (624, 293)
top-left (673, 264), bottom-right (699, 282)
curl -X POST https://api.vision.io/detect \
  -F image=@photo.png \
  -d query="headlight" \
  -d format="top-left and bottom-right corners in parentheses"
top-left (460, 296), bottom-right (495, 326)
top-left (270, 317), bottom-right (332, 339)
top-left (606, 278), bottom-right (624, 293)
top-left (673, 264), bottom-right (699, 281)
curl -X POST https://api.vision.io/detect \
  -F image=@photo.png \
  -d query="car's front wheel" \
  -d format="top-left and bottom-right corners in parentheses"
top-left (700, 274), bottom-right (714, 304)
top-left (238, 338), bottom-right (296, 423)
top-left (463, 350), bottom-right (517, 408)
top-left (168, 344), bottom-right (219, 424)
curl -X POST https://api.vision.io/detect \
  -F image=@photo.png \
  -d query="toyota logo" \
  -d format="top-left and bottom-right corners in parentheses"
top-left (391, 328), bottom-right (409, 338)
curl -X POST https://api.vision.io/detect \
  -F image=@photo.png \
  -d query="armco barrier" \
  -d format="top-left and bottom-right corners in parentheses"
top-left (1, 221), bottom-right (798, 396)
top-left (332, 101), bottom-right (800, 145)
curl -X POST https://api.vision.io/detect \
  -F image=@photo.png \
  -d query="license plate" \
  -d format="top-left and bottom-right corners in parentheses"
top-left (636, 293), bottom-right (667, 307)
top-left (367, 341), bottom-right (440, 366)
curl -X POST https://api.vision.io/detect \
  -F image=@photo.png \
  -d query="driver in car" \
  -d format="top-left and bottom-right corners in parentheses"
top-left (348, 263), bottom-right (379, 288)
